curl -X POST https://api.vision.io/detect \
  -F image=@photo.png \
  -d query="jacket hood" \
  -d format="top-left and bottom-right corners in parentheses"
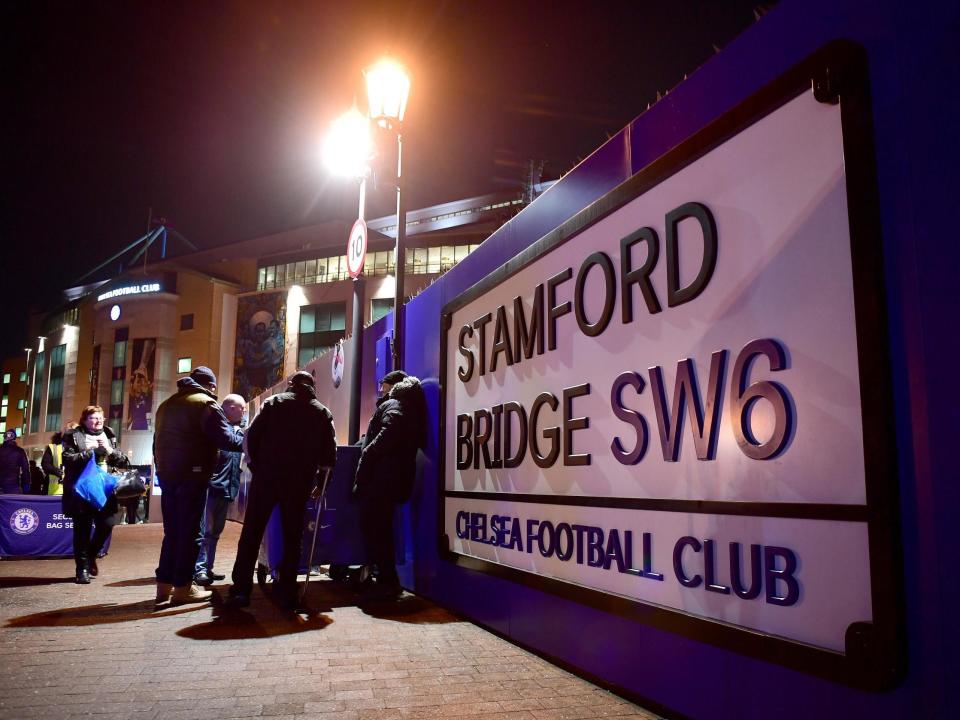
top-left (388, 375), bottom-right (422, 401)
top-left (177, 376), bottom-right (216, 398)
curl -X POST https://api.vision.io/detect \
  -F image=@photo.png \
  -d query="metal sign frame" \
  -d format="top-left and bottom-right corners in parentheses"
top-left (437, 42), bottom-right (902, 690)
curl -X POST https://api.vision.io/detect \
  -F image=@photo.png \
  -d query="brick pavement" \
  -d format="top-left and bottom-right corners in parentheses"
top-left (0, 522), bottom-right (659, 720)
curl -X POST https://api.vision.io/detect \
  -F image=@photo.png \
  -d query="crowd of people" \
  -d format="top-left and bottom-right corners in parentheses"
top-left (0, 364), bottom-right (427, 611)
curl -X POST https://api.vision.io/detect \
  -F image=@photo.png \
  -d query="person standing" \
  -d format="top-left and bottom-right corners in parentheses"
top-left (61, 406), bottom-right (128, 583)
top-left (228, 371), bottom-right (336, 611)
top-left (0, 429), bottom-right (30, 494)
top-left (194, 393), bottom-right (246, 586)
top-left (353, 371), bottom-right (427, 599)
top-left (41, 431), bottom-right (65, 495)
top-left (28, 460), bottom-right (46, 495)
top-left (153, 367), bottom-right (243, 606)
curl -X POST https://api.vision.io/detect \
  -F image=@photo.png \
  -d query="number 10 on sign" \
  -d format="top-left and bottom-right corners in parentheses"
top-left (347, 218), bottom-right (367, 279)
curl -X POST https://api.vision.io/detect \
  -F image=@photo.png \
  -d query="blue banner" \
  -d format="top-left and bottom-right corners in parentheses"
top-left (0, 495), bottom-right (109, 558)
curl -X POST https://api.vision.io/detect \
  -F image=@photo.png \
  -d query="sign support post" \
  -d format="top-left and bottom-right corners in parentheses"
top-left (347, 185), bottom-right (368, 444)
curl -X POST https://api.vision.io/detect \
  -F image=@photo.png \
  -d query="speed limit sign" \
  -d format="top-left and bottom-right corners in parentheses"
top-left (346, 218), bottom-right (367, 279)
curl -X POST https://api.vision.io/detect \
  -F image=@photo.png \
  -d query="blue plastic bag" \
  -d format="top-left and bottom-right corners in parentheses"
top-left (74, 456), bottom-right (118, 510)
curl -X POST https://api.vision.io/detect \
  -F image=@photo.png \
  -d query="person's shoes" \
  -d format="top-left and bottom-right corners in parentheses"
top-left (170, 583), bottom-right (212, 605)
top-left (194, 571), bottom-right (212, 586)
top-left (88, 558), bottom-right (99, 577)
top-left (75, 568), bottom-right (91, 584)
top-left (225, 588), bottom-right (251, 608)
top-left (209, 572), bottom-right (226, 581)
top-left (155, 582), bottom-right (173, 604)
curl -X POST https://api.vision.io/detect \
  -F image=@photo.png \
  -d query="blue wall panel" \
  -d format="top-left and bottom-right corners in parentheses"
top-left (393, 0), bottom-right (960, 716)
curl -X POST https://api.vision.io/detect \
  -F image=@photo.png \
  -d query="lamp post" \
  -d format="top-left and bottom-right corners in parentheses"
top-left (365, 59), bottom-right (410, 372)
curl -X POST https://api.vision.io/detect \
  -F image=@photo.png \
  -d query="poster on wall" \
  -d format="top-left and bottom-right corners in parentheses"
top-left (233, 293), bottom-right (286, 400)
top-left (440, 46), bottom-right (899, 689)
top-left (127, 339), bottom-right (156, 431)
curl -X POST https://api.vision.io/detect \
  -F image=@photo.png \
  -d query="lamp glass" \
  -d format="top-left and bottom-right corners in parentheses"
top-left (365, 59), bottom-right (410, 122)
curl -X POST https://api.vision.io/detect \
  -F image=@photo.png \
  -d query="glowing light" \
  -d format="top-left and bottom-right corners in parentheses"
top-left (287, 284), bottom-right (309, 307)
top-left (323, 108), bottom-right (371, 178)
top-left (365, 58), bottom-right (410, 125)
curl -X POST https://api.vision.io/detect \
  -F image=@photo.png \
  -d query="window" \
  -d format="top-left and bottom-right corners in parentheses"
top-left (15, 427), bottom-right (21, 437)
top-left (371, 298), bottom-right (393, 323)
top-left (0, 422), bottom-right (5, 433)
top-left (0, 407), bottom-right (6, 419)
top-left (45, 344), bottom-right (67, 432)
top-left (1, 396), bottom-right (7, 407)
top-left (363, 251), bottom-right (395, 278)
top-left (180, 314), bottom-right (194, 331)
top-left (177, 357), bottom-right (192, 374)
top-left (297, 302), bottom-right (346, 367)
top-left (29, 350), bottom-right (45, 433)
top-left (17, 399), bottom-right (25, 410)
top-left (108, 327), bottom-right (128, 442)
top-left (19, 372), bottom-right (27, 382)
top-left (2, 373), bottom-right (9, 384)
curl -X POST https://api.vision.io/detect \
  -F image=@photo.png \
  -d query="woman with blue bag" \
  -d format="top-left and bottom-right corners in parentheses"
top-left (62, 405), bottom-right (130, 584)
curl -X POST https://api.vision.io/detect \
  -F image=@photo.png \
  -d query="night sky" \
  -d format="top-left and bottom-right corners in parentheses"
top-left (3, 1), bottom-right (767, 359)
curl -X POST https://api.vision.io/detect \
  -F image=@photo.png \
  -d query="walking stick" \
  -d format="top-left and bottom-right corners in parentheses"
top-left (300, 466), bottom-right (333, 605)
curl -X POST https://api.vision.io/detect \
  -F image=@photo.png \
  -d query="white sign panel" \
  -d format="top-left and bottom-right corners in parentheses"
top-left (442, 81), bottom-right (892, 672)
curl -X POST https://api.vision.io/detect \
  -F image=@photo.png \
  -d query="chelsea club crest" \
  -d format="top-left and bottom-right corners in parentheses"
top-left (10, 508), bottom-right (39, 535)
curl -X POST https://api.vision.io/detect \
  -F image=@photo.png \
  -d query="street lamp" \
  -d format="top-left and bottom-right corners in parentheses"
top-left (364, 58), bottom-right (410, 371)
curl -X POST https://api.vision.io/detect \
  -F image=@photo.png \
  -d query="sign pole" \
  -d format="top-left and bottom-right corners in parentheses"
top-left (347, 179), bottom-right (368, 445)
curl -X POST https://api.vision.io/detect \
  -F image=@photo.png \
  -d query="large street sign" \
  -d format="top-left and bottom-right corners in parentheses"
top-left (439, 45), bottom-right (900, 689)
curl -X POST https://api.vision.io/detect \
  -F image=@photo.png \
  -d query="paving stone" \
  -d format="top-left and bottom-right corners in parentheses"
top-left (0, 523), bottom-right (659, 719)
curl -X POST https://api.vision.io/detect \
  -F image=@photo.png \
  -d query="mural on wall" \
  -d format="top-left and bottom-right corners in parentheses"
top-left (233, 293), bottom-right (286, 400)
top-left (127, 338), bottom-right (155, 430)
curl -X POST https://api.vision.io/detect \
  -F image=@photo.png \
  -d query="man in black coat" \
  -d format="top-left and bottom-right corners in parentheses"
top-left (228, 371), bottom-right (337, 611)
top-left (153, 367), bottom-right (243, 606)
top-left (0, 430), bottom-right (30, 494)
top-left (353, 370), bottom-right (426, 599)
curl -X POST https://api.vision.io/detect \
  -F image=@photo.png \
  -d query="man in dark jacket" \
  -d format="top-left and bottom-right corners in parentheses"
top-left (194, 393), bottom-right (246, 586)
top-left (153, 367), bottom-right (243, 606)
top-left (228, 371), bottom-right (336, 611)
top-left (0, 430), bottom-right (30, 494)
top-left (353, 371), bottom-right (426, 599)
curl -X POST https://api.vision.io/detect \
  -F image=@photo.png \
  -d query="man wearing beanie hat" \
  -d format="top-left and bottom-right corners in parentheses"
top-left (153, 366), bottom-right (243, 605)
top-left (228, 369), bottom-right (336, 612)
top-left (0, 429), bottom-right (30, 494)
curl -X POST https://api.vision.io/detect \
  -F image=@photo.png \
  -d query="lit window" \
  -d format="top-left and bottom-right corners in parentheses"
top-left (177, 357), bottom-right (192, 374)
top-left (298, 302), bottom-right (346, 368)
top-left (0, 422), bottom-right (5, 433)
top-left (371, 298), bottom-right (392, 323)
top-left (17, 399), bottom-right (25, 410)
top-left (2, 373), bottom-right (9, 384)
top-left (19, 372), bottom-right (27, 382)
top-left (1, 407), bottom-right (6, 419)
top-left (1, 396), bottom-right (7, 407)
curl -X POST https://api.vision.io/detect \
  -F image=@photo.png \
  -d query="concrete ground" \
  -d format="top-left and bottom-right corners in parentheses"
top-left (0, 522), bottom-right (658, 720)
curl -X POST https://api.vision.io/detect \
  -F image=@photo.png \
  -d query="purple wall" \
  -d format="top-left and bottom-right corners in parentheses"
top-left (395, 1), bottom-right (960, 716)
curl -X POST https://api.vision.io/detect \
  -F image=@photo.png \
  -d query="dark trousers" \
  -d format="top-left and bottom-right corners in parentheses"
top-left (72, 510), bottom-right (115, 572)
top-left (155, 478), bottom-right (207, 587)
top-left (232, 474), bottom-right (310, 603)
top-left (359, 496), bottom-right (399, 588)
